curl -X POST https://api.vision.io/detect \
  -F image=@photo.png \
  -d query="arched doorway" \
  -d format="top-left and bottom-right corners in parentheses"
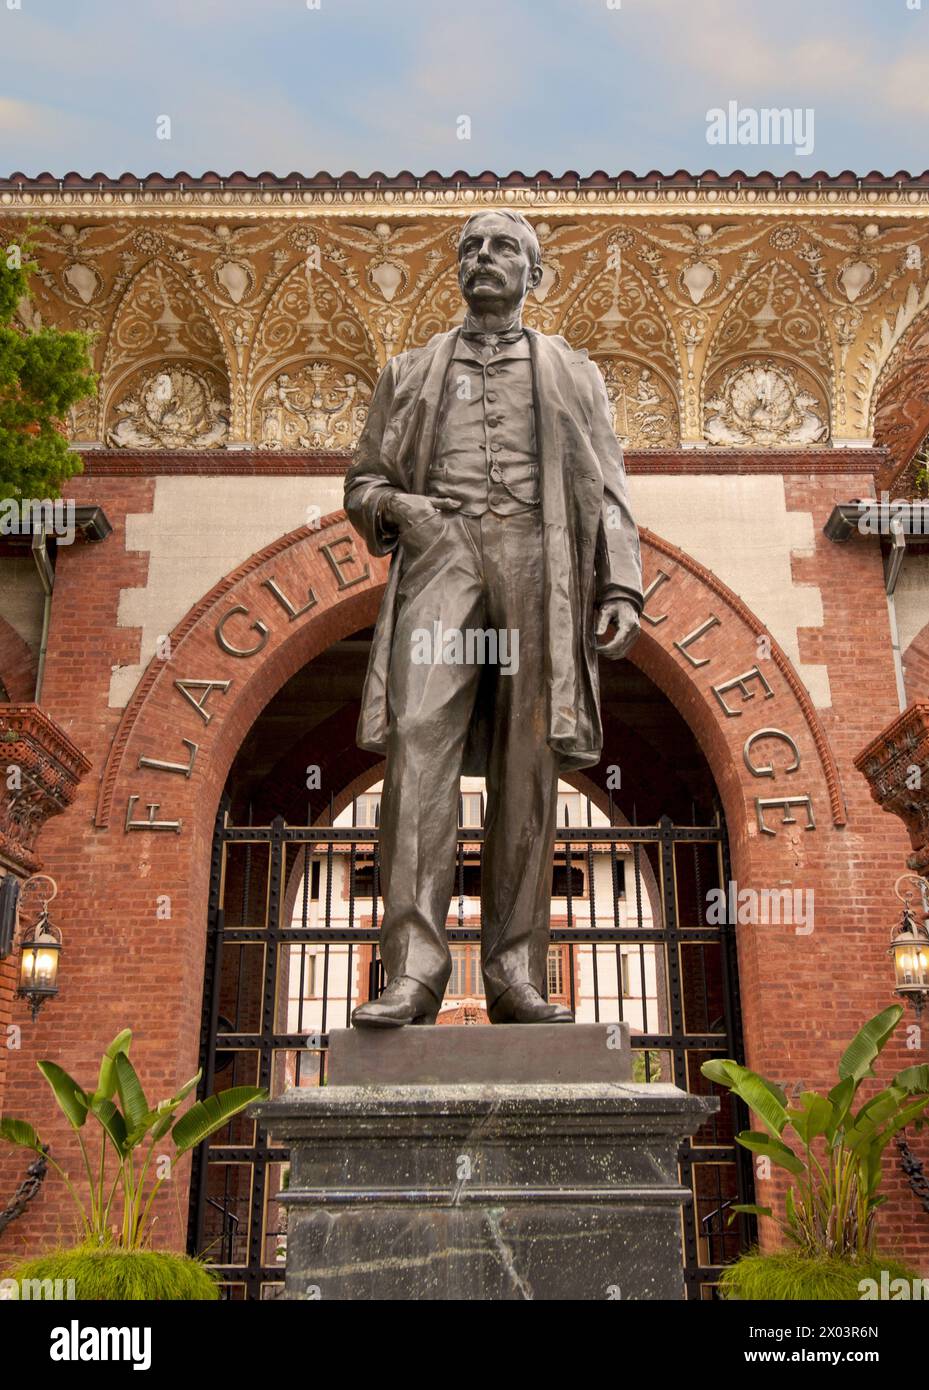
top-left (186, 629), bottom-right (752, 1300)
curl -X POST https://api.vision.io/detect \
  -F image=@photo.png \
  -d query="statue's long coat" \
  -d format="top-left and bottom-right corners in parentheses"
top-left (343, 327), bottom-right (643, 775)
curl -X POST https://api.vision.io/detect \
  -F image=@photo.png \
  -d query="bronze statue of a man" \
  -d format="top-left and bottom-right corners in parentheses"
top-left (343, 211), bottom-right (643, 1026)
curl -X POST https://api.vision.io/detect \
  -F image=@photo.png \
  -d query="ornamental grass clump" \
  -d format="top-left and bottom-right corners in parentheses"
top-left (718, 1249), bottom-right (921, 1301)
top-left (2, 1245), bottom-right (219, 1301)
top-left (0, 1028), bottom-right (266, 1251)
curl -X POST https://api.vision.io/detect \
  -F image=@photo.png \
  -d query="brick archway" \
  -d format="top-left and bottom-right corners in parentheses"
top-left (92, 510), bottom-right (848, 1081)
top-left (97, 514), bottom-right (844, 849)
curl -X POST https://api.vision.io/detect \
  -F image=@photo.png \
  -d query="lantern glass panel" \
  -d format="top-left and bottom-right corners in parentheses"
top-left (893, 934), bottom-right (929, 988)
top-left (19, 933), bottom-right (60, 992)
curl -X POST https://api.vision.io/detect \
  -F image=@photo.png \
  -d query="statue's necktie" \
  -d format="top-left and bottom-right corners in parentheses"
top-left (459, 327), bottom-right (525, 354)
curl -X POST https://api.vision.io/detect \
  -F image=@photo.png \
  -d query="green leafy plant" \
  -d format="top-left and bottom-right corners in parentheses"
top-left (632, 1049), bottom-right (664, 1083)
top-left (0, 229), bottom-right (96, 500)
top-left (701, 1006), bottom-right (929, 1261)
top-left (0, 1029), bottom-right (266, 1250)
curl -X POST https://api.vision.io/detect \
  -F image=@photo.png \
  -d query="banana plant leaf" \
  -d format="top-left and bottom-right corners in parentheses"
top-left (873, 1096), bottom-right (929, 1160)
top-left (114, 1052), bottom-right (151, 1140)
top-left (837, 1005), bottom-right (903, 1083)
top-left (851, 1087), bottom-right (908, 1134)
top-left (728, 1202), bottom-right (773, 1225)
top-left (148, 1070), bottom-right (204, 1141)
top-left (37, 1060), bottom-right (89, 1130)
top-left (700, 1059), bottom-right (789, 1137)
top-left (787, 1092), bottom-right (832, 1145)
top-left (92, 1098), bottom-right (128, 1158)
top-left (825, 1075), bottom-right (856, 1141)
top-left (0, 1116), bottom-right (44, 1152)
top-left (172, 1086), bottom-right (267, 1156)
top-left (735, 1129), bottom-right (805, 1175)
top-left (892, 1064), bottom-right (929, 1094)
top-left (90, 1029), bottom-right (133, 1106)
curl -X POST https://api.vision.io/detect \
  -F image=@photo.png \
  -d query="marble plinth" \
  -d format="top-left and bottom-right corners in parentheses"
top-left (252, 1025), bottom-right (715, 1301)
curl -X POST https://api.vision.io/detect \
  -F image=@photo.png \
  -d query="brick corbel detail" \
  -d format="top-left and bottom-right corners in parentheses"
top-left (855, 703), bottom-right (929, 875)
top-left (0, 704), bottom-right (92, 875)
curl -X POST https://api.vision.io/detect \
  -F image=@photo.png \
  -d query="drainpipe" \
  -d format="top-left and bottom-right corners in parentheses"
top-left (884, 518), bottom-right (908, 713)
top-left (31, 523), bottom-right (54, 704)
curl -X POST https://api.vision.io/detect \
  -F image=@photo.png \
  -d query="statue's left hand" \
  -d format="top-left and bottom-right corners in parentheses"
top-left (595, 598), bottom-right (640, 660)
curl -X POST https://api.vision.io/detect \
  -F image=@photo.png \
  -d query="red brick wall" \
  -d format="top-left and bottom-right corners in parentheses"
top-left (1, 460), bottom-right (927, 1275)
top-left (0, 476), bottom-right (164, 1252)
top-left (0, 617), bottom-right (38, 703)
top-left (903, 622), bottom-right (929, 704)
top-left (0, 955), bottom-right (15, 1113)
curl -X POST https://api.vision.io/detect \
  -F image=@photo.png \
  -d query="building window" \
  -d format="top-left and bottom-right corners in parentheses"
top-left (297, 858), bottom-right (321, 904)
top-left (613, 858), bottom-right (626, 899)
top-left (300, 953), bottom-right (318, 998)
top-left (449, 944), bottom-right (482, 997)
top-left (547, 945), bottom-right (570, 1000)
top-left (459, 793), bottom-right (484, 827)
top-left (353, 794), bottom-right (381, 827)
top-left (551, 861), bottom-right (585, 898)
top-left (348, 857), bottom-right (380, 897)
top-left (351, 858), bottom-right (484, 899)
top-left (620, 951), bottom-right (648, 999)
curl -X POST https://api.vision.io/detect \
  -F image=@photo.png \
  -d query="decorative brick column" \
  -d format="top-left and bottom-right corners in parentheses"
top-left (0, 704), bottom-right (91, 1111)
top-left (855, 704), bottom-right (929, 876)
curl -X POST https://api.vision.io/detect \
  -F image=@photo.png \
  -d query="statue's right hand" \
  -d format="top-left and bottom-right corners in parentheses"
top-left (383, 493), bottom-right (462, 529)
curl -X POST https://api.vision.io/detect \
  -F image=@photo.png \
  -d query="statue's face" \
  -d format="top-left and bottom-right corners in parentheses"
top-left (457, 214), bottom-right (542, 314)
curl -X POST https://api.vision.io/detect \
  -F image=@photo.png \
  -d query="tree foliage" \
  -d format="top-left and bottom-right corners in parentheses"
top-left (0, 230), bottom-right (96, 500)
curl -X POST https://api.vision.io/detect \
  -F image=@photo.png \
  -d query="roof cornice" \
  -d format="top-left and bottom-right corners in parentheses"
top-left (6, 169), bottom-right (929, 217)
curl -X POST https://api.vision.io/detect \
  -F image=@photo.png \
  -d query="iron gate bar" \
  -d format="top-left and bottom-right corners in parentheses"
top-left (189, 799), bottom-right (750, 1299)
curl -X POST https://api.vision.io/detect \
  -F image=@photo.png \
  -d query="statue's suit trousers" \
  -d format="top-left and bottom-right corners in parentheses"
top-left (376, 504), bottom-right (560, 1008)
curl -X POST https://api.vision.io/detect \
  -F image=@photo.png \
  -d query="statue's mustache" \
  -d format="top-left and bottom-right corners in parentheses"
top-left (465, 266), bottom-right (506, 285)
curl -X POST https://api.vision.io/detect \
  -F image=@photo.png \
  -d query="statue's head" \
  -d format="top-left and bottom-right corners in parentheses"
top-left (457, 211), bottom-right (543, 316)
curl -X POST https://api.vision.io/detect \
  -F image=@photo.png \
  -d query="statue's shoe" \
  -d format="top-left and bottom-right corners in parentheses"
top-left (487, 983), bottom-right (574, 1025)
top-left (351, 976), bottom-right (440, 1028)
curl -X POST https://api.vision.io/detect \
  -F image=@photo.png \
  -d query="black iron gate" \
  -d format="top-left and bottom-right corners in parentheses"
top-left (188, 793), bottom-right (754, 1299)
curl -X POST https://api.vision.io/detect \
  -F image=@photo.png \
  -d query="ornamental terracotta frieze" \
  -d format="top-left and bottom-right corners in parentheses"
top-left (4, 189), bottom-right (929, 481)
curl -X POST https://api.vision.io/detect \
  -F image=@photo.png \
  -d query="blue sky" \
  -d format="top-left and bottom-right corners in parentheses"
top-left (1, 0), bottom-right (927, 177)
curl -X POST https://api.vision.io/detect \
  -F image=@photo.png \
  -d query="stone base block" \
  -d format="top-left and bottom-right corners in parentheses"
top-left (328, 1021), bottom-right (633, 1084)
top-left (254, 1040), bottom-right (715, 1300)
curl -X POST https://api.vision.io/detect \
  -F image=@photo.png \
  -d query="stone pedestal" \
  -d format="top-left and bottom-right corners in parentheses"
top-left (252, 1024), bottom-right (716, 1301)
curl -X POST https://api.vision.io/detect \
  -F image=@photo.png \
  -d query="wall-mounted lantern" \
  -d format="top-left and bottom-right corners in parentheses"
top-left (15, 876), bottom-right (61, 1022)
top-left (889, 874), bottom-right (929, 1018)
